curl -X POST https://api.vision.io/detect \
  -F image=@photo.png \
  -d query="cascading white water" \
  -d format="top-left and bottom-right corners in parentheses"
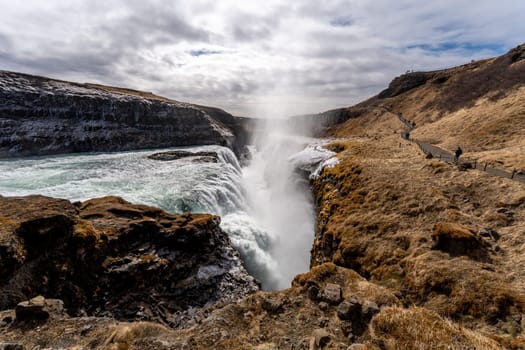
top-left (0, 128), bottom-right (331, 290)
top-left (238, 119), bottom-right (319, 289)
top-left (0, 146), bottom-right (246, 216)
top-left (0, 144), bottom-right (308, 289)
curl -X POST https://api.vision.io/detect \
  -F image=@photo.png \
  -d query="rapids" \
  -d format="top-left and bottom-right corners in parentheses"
top-left (0, 143), bottom-right (323, 290)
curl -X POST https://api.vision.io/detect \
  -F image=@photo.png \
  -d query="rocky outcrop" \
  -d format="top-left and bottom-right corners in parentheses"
top-left (147, 150), bottom-right (219, 162)
top-left (0, 71), bottom-right (250, 158)
top-left (14, 296), bottom-right (65, 321)
top-left (431, 222), bottom-right (491, 262)
top-left (0, 195), bottom-right (258, 327)
top-left (286, 107), bottom-right (367, 136)
top-left (509, 43), bottom-right (525, 63)
top-left (378, 72), bottom-right (434, 99)
top-left (0, 262), bottom-right (404, 350)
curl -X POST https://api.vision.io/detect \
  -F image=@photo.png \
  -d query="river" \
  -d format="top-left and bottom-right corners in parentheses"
top-left (0, 140), bottom-right (325, 290)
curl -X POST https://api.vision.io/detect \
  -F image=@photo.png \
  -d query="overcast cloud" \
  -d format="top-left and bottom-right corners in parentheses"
top-left (1, 0), bottom-right (524, 117)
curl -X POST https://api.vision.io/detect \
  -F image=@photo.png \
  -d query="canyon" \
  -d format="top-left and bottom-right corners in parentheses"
top-left (1, 44), bottom-right (525, 349)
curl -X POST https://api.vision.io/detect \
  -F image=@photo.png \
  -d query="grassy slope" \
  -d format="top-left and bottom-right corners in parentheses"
top-left (310, 44), bottom-right (525, 347)
top-left (331, 44), bottom-right (525, 171)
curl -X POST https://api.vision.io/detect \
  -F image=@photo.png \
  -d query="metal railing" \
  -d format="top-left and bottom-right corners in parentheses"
top-left (414, 139), bottom-right (525, 183)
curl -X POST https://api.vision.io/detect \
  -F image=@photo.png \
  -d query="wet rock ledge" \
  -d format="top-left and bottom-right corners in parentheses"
top-left (0, 195), bottom-right (258, 327)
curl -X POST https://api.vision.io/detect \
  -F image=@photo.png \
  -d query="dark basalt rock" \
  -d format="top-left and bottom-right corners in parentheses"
top-left (0, 71), bottom-right (250, 158)
top-left (431, 222), bottom-right (491, 262)
top-left (509, 44), bottom-right (525, 63)
top-left (147, 150), bottom-right (219, 162)
top-left (0, 195), bottom-right (258, 327)
top-left (378, 72), bottom-right (434, 99)
top-left (14, 296), bottom-right (64, 322)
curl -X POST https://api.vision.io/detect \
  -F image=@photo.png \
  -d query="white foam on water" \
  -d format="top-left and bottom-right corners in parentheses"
top-left (0, 139), bottom-right (331, 290)
top-left (0, 146), bottom-right (278, 288)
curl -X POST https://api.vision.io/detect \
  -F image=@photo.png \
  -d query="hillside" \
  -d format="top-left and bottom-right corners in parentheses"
top-left (327, 43), bottom-right (525, 171)
top-left (306, 43), bottom-right (525, 347)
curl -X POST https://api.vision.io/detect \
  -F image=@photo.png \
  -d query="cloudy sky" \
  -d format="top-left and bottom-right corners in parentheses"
top-left (1, 1), bottom-right (524, 117)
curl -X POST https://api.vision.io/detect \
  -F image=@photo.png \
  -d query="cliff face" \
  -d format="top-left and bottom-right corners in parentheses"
top-left (0, 71), bottom-right (249, 158)
top-left (0, 195), bottom-right (258, 327)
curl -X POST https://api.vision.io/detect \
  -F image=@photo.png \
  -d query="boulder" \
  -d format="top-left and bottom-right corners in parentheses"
top-left (15, 296), bottom-right (49, 321)
top-left (262, 297), bottom-right (284, 314)
top-left (312, 328), bottom-right (330, 348)
top-left (478, 227), bottom-right (500, 241)
top-left (319, 283), bottom-right (343, 305)
top-left (147, 150), bottom-right (219, 162)
top-left (337, 298), bottom-right (361, 321)
top-left (307, 284), bottom-right (320, 301)
top-left (318, 302), bottom-right (329, 311)
top-left (362, 301), bottom-right (380, 321)
top-left (431, 222), bottom-right (490, 261)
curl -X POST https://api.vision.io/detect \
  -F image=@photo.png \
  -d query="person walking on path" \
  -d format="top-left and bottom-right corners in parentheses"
top-left (454, 146), bottom-right (463, 163)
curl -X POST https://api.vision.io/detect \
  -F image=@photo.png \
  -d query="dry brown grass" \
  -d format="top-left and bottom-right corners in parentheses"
top-left (402, 251), bottom-right (525, 324)
top-left (412, 86), bottom-right (525, 170)
top-left (326, 47), bottom-right (525, 170)
top-left (105, 322), bottom-right (170, 350)
top-left (415, 55), bottom-right (524, 170)
top-left (312, 108), bottom-right (525, 344)
top-left (370, 306), bottom-right (505, 349)
top-left (433, 222), bottom-right (476, 240)
top-left (72, 219), bottom-right (100, 247)
top-left (293, 263), bottom-right (400, 307)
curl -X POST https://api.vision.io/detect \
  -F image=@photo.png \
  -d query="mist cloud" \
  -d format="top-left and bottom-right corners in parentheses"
top-left (1, 0), bottom-right (524, 117)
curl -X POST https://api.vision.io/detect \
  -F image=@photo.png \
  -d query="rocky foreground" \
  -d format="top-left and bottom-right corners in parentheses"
top-left (0, 71), bottom-right (250, 158)
top-left (0, 195), bottom-right (257, 331)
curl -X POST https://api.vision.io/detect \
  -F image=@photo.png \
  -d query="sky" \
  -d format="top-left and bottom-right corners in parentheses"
top-left (0, 0), bottom-right (524, 118)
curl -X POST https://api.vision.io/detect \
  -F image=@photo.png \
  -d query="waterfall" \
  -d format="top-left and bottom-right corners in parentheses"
top-left (0, 139), bottom-right (324, 290)
top-left (238, 119), bottom-right (317, 289)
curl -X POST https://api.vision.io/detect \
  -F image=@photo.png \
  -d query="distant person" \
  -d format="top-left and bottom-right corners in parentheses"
top-left (454, 146), bottom-right (463, 163)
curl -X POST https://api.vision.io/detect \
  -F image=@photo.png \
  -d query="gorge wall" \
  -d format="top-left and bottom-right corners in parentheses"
top-left (0, 71), bottom-right (250, 158)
